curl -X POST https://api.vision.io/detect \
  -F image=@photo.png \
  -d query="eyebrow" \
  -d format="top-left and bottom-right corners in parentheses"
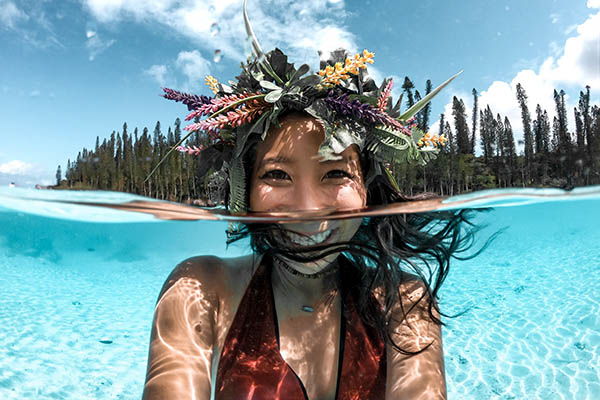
top-left (257, 155), bottom-right (357, 170)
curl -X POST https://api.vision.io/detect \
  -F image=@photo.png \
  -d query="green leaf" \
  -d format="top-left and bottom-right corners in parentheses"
top-left (228, 157), bottom-right (247, 214)
top-left (398, 70), bottom-right (463, 121)
top-left (391, 93), bottom-right (403, 115)
top-left (265, 89), bottom-right (283, 103)
top-left (288, 64), bottom-right (310, 84)
top-left (259, 80), bottom-right (280, 90)
top-left (243, 0), bottom-right (263, 58)
top-left (295, 74), bottom-right (321, 88)
top-left (373, 128), bottom-right (411, 151)
top-left (383, 165), bottom-right (401, 193)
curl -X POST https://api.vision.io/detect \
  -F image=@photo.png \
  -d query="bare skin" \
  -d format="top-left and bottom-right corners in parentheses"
top-left (142, 114), bottom-right (447, 400)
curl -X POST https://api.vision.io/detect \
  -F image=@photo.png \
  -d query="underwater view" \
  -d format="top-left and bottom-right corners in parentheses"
top-left (0, 186), bottom-right (599, 399)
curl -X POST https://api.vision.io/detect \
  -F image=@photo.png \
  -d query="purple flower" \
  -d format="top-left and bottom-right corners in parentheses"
top-left (162, 88), bottom-right (212, 111)
top-left (324, 92), bottom-right (411, 135)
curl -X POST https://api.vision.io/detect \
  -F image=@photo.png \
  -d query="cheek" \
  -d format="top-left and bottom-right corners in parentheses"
top-left (334, 181), bottom-right (367, 209)
top-left (249, 182), bottom-right (276, 211)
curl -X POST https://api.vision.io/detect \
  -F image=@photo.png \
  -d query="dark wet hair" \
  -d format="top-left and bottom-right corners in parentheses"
top-left (226, 114), bottom-right (495, 356)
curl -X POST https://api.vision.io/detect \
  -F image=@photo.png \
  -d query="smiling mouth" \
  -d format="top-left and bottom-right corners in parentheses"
top-left (285, 228), bottom-right (336, 246)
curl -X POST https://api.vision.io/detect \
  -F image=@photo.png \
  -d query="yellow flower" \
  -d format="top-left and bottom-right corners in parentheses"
top-left (205, 75), bottom-right (220, 94)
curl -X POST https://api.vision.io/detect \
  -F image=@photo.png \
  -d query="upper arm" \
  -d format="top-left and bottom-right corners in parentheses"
top-left (385, 278), bottom-right (447, 400)
top-left (142, 256), bottom-right (223, 400)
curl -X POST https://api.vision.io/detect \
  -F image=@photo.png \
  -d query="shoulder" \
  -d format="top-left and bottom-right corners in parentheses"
top-left (372, 271), bottom-right (431, 310)
top-left (398, 272), bottom-right (431, 305)
top-left (157, 254), bottom-right (260, 303)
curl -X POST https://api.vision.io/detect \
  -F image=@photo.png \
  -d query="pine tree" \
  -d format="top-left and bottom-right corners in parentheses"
top-left (115, 132), bottom-right (123, 191)
top-left (581, 86), bottom-right (592, 157)
top-left (479, 106), bottom-right (496, 164)
top-left (471, 88), bottom-right (478, 154)
top-left (444, 121), bottom-right (456, 195)
top-left (55, 165), bottom-right (62, 186)
top-left (541, 110), bottom-right (551, 154)
top-left (420, 80), bottom-right (432, 132)
top-left (515, 83), bottom-right (534, 179)
top-left (402, 77), bottom-right (415, 109)
top-left (504, 117), bottom-right (516, 186)
top-left (452, 96), bottom-right (471, 154)
top-left (533, 105), bottom-right (545, 154)
top-left (553, 89), bottom-right (572, 179)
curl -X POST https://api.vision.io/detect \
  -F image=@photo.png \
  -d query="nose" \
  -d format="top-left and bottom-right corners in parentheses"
top-left (294, 180), bottom-right (328, 211)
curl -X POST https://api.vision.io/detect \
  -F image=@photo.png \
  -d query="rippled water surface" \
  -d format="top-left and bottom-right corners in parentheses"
top-left (0, 187), bottom-right (599, 399)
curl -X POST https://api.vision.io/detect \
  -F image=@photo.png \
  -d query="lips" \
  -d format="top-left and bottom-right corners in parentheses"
top-left (285, 228), bottom-right (336, 246)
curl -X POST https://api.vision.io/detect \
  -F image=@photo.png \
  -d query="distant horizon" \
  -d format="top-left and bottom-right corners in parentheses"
top-left (1, 0), bottom-right (598, 186)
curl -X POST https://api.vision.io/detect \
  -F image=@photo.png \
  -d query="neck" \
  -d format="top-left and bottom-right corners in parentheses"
top-left (271, 255), bottom-right (340, 304)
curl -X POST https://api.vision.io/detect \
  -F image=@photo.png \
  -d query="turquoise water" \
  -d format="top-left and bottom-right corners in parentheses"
top-left (0, 187), bottom-right (599, 399)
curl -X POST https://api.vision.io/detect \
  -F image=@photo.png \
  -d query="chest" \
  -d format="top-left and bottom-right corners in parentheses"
top-left (213, 263), bottom-right (387, 400)
top-left (274, 296), bottom-right (343, 399)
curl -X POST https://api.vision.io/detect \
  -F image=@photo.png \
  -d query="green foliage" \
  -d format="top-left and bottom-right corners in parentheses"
top-left (62, 83), bottom-right (600, 202)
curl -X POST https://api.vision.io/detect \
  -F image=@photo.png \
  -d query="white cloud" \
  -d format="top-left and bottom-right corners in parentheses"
top-left (0, 160), bottom-right (34, 175)
top-left (0, 0), bottom-right (28, 29)
top-left (431, 8), bottom-right (600, 154)
top-left (540, 11), bottom-right (600, 89)
top-left (0, 160), bottom-right (56, 186)
top-left (29, 89), bottom-right (41, 97)
top-left (82, 0), bottom-right (358, 69)
top-left (175, 50), bottom-right (211, 88)
top-left (144, 64), bottom-right (169, 86)
top-left (588, 0), bottom-right (600, 8)
top-left (86, 31), bottom-right (115, 61)
top-left (0, 2), bottom-right (63, 48)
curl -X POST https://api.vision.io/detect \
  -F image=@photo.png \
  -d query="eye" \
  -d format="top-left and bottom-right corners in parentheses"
top-left (259, 169), bottom-right (291, 180)
top-left (324, 169), bottom-right (354, 180)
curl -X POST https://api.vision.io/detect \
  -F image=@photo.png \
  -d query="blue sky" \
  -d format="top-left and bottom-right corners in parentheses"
top-left (1, 0), bottom-right (598, 186)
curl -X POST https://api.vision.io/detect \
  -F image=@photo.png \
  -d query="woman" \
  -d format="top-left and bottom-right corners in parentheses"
top-left (143, 5), bottom-right (481, 397)
top-left (143, 112), bottom-right (482, 399)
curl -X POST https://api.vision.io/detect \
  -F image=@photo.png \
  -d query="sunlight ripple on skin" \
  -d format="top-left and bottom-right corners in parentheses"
top-left (146, 277), bottom-right (213, 395)
top-left (386, 281), bottom-right (447, 399)
top-left (276, 292), bottom-right (340, 398)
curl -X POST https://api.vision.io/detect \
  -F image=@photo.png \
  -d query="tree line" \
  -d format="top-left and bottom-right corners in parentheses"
top-left (56, 81), bottom-right (599, 202)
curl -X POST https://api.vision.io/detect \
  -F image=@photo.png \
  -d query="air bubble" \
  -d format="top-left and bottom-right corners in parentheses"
top-left (210, 22), bottom-right (220, 37)
top-left (213, 49), bottom-right (222, 63)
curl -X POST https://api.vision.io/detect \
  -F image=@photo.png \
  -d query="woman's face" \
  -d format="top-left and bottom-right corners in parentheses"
top-left (249, 113), bottom-right (366, 272)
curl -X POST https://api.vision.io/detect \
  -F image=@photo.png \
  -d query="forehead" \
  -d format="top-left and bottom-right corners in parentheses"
top-left (255, 113), bottom-right (361, 166)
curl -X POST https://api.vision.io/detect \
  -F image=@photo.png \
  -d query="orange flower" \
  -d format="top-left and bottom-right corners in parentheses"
top-left (318, 49), bottom-right (375, 89)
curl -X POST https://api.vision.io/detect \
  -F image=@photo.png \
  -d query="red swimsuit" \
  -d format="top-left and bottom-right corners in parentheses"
top-left (215, 257), bottom-right (386, 400)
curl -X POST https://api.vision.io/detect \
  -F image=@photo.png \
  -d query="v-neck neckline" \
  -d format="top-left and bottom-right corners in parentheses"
top-left (268, 257), bottom-right (347, 400)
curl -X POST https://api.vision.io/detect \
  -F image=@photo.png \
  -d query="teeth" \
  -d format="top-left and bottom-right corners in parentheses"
top-left (286, 229), bottom-right (332, 246)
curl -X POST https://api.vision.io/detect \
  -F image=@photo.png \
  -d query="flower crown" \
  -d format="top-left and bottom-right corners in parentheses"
top-left (157, 0), bottom-right (458, 213)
